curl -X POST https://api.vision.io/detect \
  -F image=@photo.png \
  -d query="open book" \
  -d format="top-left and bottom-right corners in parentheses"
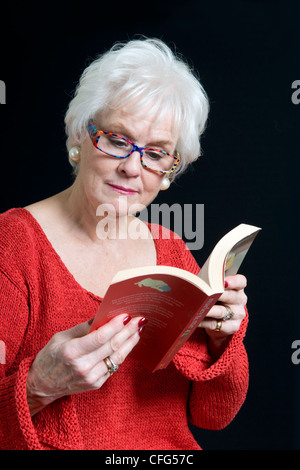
top-left (89, 223), bottom-right (261, 372)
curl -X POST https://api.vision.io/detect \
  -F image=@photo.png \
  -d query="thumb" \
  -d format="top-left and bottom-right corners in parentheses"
top-left (59, 318), bottom-right (94, 341)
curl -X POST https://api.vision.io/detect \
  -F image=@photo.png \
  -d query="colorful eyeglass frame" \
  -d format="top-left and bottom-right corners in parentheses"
top-left (87, 120), bottom-right (180, 174)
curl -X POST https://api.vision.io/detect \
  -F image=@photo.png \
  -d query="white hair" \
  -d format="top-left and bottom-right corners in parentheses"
top-left (64, 38), bottom-right (209, 180)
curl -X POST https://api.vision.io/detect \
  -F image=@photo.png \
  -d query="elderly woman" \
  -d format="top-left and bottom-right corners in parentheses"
top-left (0, 38), bottom-right (248, 450)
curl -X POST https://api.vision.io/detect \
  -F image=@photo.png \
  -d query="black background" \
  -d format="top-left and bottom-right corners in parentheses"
top-left (0, 0), bottom-right (299, 450)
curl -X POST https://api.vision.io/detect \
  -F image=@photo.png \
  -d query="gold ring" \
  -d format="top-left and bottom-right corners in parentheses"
top-left (215, 320), bottom-right (223, 332)
top-left (104, 356), bottom-right (119, 376)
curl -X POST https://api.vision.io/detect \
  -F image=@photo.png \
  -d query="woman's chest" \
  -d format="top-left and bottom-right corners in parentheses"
top-left (54, 236), bottom-right (157, 298)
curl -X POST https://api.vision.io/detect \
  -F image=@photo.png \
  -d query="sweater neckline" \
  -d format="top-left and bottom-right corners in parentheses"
top-left (13, 207), bottom-right (161, 303)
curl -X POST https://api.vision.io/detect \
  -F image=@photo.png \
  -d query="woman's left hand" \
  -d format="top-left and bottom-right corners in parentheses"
top-left (198, 274), bottom-right (248, 358)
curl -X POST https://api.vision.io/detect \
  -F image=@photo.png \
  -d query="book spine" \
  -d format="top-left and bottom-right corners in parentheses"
top-left (153, 293), bottom-right (221, 372)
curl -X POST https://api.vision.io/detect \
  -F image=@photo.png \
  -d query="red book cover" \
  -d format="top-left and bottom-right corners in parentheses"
top-left (89, 223), bottom-right (261, 372)
top-left (90, 271), bottom-right (222, 372)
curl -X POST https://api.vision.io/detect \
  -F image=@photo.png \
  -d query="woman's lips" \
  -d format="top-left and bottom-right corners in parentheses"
top-left (108, 183), bottom-right (138, 195)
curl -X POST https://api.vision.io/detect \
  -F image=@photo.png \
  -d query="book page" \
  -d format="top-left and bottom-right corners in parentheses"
top-left (224, 231), bottom-right (260, 275)
top-left (199, 223), bottom-right (261, 290)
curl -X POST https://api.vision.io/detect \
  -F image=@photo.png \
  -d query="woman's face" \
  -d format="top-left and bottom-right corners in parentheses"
top-left (76, 107), bottom-right (178, 217)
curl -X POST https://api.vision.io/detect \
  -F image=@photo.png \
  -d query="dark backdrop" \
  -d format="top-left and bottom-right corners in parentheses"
top-left (0, 0), bottom-right (299, 450)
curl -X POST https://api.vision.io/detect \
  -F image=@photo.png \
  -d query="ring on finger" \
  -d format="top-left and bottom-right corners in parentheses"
top-left (223, 305), bottom-right (234, 321)
top-left (214, 320), bottom-right (223, 332)
top-left (104, 356), bottom-right (119, 376)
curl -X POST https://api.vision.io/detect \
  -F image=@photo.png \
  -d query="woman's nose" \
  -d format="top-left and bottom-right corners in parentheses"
top-left (118, 151), bottom-right (142, 176)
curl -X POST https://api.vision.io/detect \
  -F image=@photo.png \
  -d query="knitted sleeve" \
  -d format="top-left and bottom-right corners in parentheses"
top-left (0, 269), bottom-right (44, 450)
top-left (163, 235), bottom-right (249, 429)
top-left (173, 314), bottom-right (249, 430)
top-left (0, 267), bottom-right (85, 450)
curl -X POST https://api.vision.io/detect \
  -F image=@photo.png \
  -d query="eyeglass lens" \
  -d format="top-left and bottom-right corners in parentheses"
top-left (97, 133), bottom-right (175, 172)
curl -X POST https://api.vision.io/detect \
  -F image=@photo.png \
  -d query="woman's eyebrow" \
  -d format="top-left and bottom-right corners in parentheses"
top-left (102, 122), bottom-right (135, 140)
top-left (148, 139), bottom-right (173, 148)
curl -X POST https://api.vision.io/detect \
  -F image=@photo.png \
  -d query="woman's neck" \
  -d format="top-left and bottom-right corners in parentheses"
top-left (60, 183), bottom-right (138, 245)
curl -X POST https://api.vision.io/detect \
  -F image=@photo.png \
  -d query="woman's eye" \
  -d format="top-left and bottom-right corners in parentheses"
top-left (110, 137), bottom-right (128, 148)
top-left (147, 151), bottom-right (163, 160)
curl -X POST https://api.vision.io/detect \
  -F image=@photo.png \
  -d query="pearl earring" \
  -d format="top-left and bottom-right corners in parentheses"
top-left (160, 177), bottom-right (170, 190)
top-left (69, 146), bottom-right (81, 162)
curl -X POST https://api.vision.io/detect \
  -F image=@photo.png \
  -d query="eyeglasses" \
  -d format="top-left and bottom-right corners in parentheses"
top-left (87, 120), bottom-right (180, 174)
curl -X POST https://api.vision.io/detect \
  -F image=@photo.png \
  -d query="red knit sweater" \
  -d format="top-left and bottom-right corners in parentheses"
top-left (0, 208), bottom-right (249, 450)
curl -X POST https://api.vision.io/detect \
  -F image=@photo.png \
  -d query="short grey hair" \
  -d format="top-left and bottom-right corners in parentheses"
top-left (64, 38), bottom-right (209, 180)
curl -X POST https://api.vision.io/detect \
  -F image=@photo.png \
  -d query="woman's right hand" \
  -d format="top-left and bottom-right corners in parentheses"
top-left (26, 314), bottom-right (144, 417)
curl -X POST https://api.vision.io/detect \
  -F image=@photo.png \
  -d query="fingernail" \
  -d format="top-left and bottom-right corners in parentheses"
top-left (88, 317), bottom-right (94, 326)
top-left (123, 315), bottom-right (131, 325)
top-left (138, 325), bottom-right (146, 336)
top-left (138, 317), bottom-right (148, 327)
top-left (224, 281), bottom-right (229, 288)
